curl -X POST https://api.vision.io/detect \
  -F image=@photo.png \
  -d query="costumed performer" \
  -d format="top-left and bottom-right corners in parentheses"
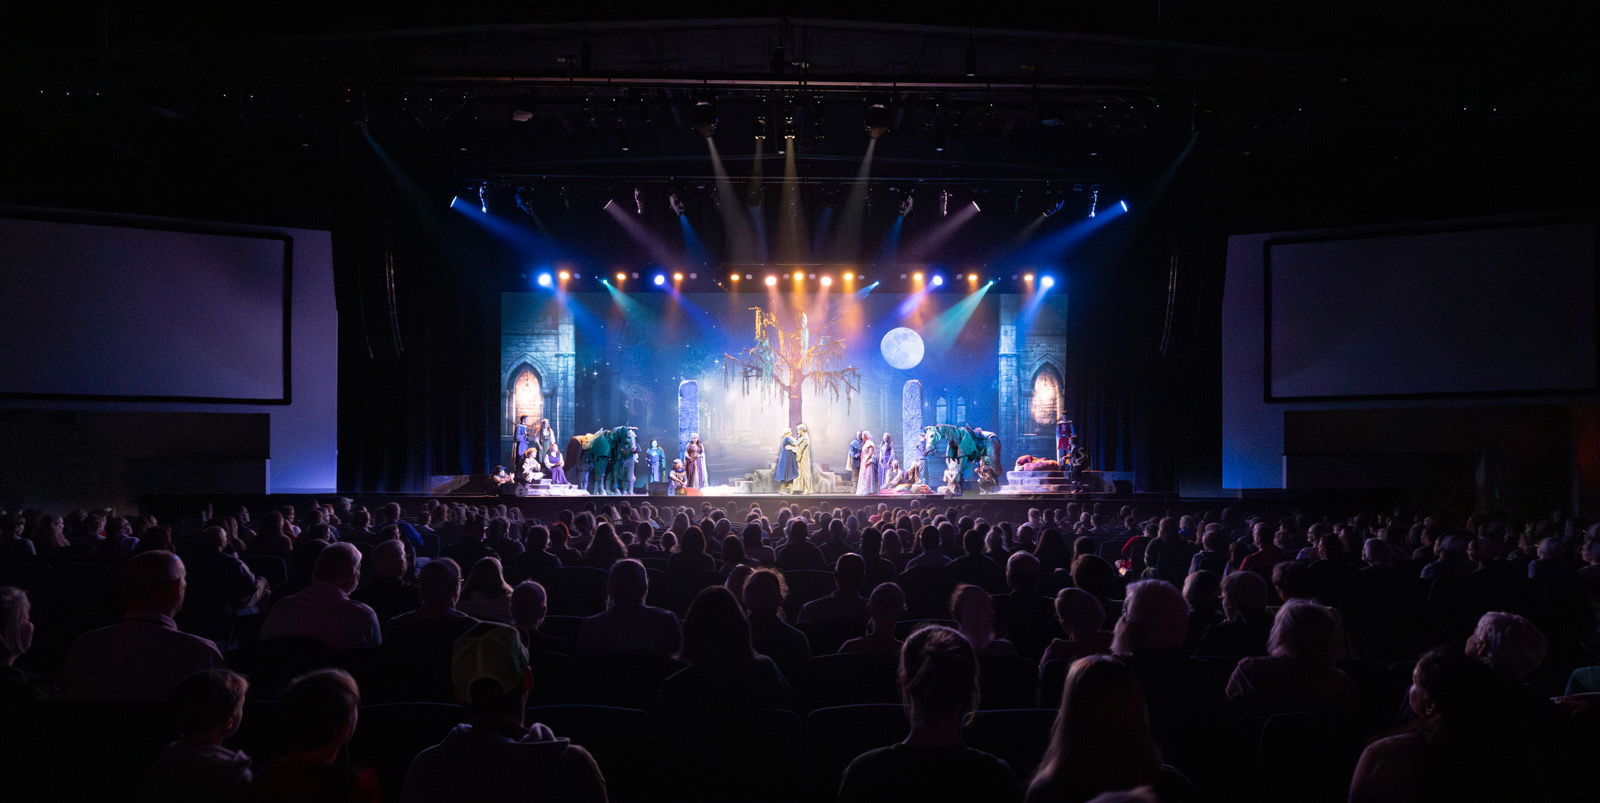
top-left (791, 424), bottom-right (814, 494)
top-left (878, 432), bottom-right (895, 488)
top-left (774, 428), bottom-right (799, 493)
top-left (857, 434), bottom-right (880, 495)
top-left (646, 439), bottom-right (667, 484)
top-left (545, 444), bottom-right (567, 486)
top-left (685, 433), bottom-right (708, 489)
top-left (512, 416), bottom-right (530, 468)
top-left (668, 459), bottom-right (688, 495)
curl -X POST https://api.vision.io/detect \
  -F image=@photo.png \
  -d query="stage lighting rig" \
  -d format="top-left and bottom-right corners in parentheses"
top-left (898, 194), bottom-right (915, 217)
top-left (864, 98), bottom-right (894, 139)
top-left (477, 183), bottom-right (489, 214)
top-left (939, 190), bottom-right (951, 217)
top-left (1041, 199), bottom-right (1066, 218)
top-left (633, 187), bottom-right (644, 215)
top-left (689, 96), bottom-right (718, 138)
top-left (668, 193), bottom-right (687, 217)
top-left (1088, 187), bottom-right (1099, 218)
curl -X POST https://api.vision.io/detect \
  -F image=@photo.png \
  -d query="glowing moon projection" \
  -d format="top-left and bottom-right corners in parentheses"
top-left (880, 327), bottom-right (926, 370)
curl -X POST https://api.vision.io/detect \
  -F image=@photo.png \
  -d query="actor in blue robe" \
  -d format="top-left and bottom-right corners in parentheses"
top-left (774, 429), bottom-right (799, 492)
top-left (512, 416), bottom-right (530, 467)
top-left (646, 440), bottom-right (667, 484)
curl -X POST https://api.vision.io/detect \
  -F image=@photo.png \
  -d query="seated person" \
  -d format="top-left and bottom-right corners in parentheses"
top-left (402, 623), bottom-right (608, 802)
top-left (1225, 600), bottom-right (1358, 718)
top-left (140, 669), bottom-right (253, 802)
top-left (260, 543), bottom-right (381, 650)
top-left (668, 460), bottom-right (688, 494)
top-left (64, 551), bottom-right (224, 702)
top-left (253, 669), bottom-right (379, 802)
top-left (576, 559), bottom-right (681, 657)
top-left (838, 625), bottom-right (1022, 802)
top-left (510, 581), bottom-right (570, 655)
top-left (656, 586), bottom-right (793, 719)
top-left (1039, 588), bottom-right (1113, 669)
top-left (952, 584), bottom-right (1018, 657)
top-left (884, 460), bottom-right (905, 489)
top-left (839, 582), bottom-right (907, 654)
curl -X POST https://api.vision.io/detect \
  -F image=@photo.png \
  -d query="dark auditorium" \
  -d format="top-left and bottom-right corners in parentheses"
top-left (3, 4), bottom-right (1600, 802)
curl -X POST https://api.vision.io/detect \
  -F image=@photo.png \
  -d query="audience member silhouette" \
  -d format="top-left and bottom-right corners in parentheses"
top-left (1026, 655), bottom-right (1164, 803)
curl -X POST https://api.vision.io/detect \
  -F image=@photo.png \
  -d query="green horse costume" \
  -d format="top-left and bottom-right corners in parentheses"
top-left (564, 426), bottom-right (639, 495)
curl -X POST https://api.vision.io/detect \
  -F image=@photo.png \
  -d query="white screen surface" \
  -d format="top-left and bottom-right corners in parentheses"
top-left (0, 217), bottom-right (289, 401)
top-left (1267, 222), bottom-right (1597, 399)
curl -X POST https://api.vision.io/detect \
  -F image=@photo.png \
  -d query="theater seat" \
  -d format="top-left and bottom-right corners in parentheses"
top-left (574, 651), bottom-right (684, 709)
top-left (802, 652), bottom-right (899, 710)
top-left (977, 655), bottom-right (1039, 710)
top-left (804, 704), bottom-right (908, 801)
top-left (658, 706), bottom-right (803, 802)
top-left (346, 702), bottom-right (463, 801)
top-left (540, 566), bottom-right (609, 616)
top-left (526, 705), bottom-right (657, 803)
top-left (35, 699), bottom-right (180, 802)
top-left (796, 617), bottom-right (866, 656)
top-left (782, 570), bottom-right (837, 619)
top-left (893, 618), bottom-right (956, 639)
top-left (963, 708), bottom-right (1058, 779)
top-left (1038, 659), bottom-right (1070, 709)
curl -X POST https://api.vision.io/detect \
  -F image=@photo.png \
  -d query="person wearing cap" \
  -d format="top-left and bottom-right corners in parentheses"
top-left (401, 622), bottom-right (609, 803)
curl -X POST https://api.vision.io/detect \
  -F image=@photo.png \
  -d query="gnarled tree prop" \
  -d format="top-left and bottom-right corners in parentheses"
top-left (725, 307), bottom-right (860, 428)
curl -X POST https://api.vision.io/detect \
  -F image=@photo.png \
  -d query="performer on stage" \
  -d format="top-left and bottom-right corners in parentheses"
top-left (646, 439), bottom-right (667, 484)
top-left (884, 459), bottom-right (904, 489)
top-left (976, 462), bottom-right (999, 493)
top-left (1055, 416), bottom-right (1076, 466)
top-left (906, 430), bottom-right (930, 487)
top-left (847, 431), bottom-right (865, 482)
top-left (520, 448), bottom-right (543, 484)
top-left (512, 416), bottom-right (530, 467)
top-left (792, 424), bottom-right (814, 494)
top-left (878, 433), bottom-right (895, 488)
top-left (774, 429), bottom-right (799, 493)
top-left (668, 459), bottom-right (688, 495)
top-left (857, 434), bottom-right (880, 495)
top-left (937, 459), bottom-right (962, 495)
top-left (684, 433), bottom-right (708, 489)
top-left (625, 436), bottom-right (639, 495)
top-left (545, 443), bottom-right (567, 486)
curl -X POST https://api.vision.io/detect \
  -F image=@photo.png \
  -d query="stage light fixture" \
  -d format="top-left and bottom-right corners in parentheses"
top-left (966, 273), bottom-right (978, 283)
top-left (782, 112), bottom-right (797, 140)
top-left (1120, 200), bottom-right (1129, 212)
top-left (634, 187), bottom-right (644, 215)
top-left (668, 193), bottom-right (687, 216)
top-left (970, 201), bottom-right (981, 213)
top-left (898, 194), bottom-right (914, 217)
top-left (744, 274), bottom-right (753, 280)
top-left (864, 98), bottom-right (893, 139)
top-left (729, 273), bottom-right (740, 282)
top-left (1024, 273), bottom-right (1035, 282)
top-left (754, 110), bottom-right (769, 141)
top-left (1088, 187), bottom-right (1099, 218)
top-left (912, 272), bottom-right (924, 282)
top-left (558, 270), bottom-right (571, 281)
top-left (1041, 276), bottom-right (1056, 289)
top-left (672, 272), bottom-right (684, 282)
top-left (689, 97), bottom-right (718, 138)
top-left (536, 273), bottom-right (553, 288)
top-left (1042, 199), bottom-right (1065, 218)
top-left (615, 272), bottom-right (626, 282)
top-left (653, 274), bottom-right (666, 286)
top-left (603, 199), bottom-right (617, 211)
top-left (820, 275), bottom-right (833, 287)
top-left (449, 196), bottom-right (460, 209)
top-left (478, 184), bottom-right (489, 214)
top-left (931, 275), bottom-right (945, 287)
top-left (764, 275), bottom-right (778, 287)
top-left (939, 190), bottom-right (951, 217)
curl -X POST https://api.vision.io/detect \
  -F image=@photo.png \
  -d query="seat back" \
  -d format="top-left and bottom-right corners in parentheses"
top-left (782, 570), bottom-right (837, 619)
top-left (526, 704), bottom-right (657, 803)
top-left (802, 652), bottom-right (900, 710)
top-left (963, 708), bottom-right (1058, 779)
top-left (347, 702), bottom-right (464, 802)
top-left (804, 704), bottom-right (908, 801)
top-left (574, 651), bottom-right (685, 709)
top-left (977, 654), bottom-right (1039, 710)
top-left (543, 566), bottom-right (609, 616)
top-left (797, 617), bottom-right (867, 656)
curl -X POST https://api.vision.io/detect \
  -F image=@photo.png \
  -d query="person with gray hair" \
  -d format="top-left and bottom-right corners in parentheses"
top-left (1465, 611), bottom-right (1548, 682)
top-left (260, 542), bottom-right (381, 649)
top-left (1224, 600), bottom-right (1358, 717)
top-left (64, 551), bottom-right (224, 701)
top-left (352, 539), bottom-right (421, 623)
top-left (1195, 569), bottom-right (1272, 659)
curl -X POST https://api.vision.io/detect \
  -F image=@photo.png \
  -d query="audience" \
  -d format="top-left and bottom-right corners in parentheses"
top-left (1225, 600), bottom-right (1358, 717)
top-left (351, 538), bottom-right (421, 623)
top-left (254, 669), bottom-right (380, 802)
top-left (837, 625), bottom-right (1022, 803)
top-left (64, 550), bottom-right (224, 701)
top-left (840, 582), bottom-right (907, 654)
top-left (743, 568), bottom-right (812, 681)
top-left (459, 556), bottom-right (515, 622)
top-left (576, 558), bottom-right (681, 656)
top-left (139, 669), bottom-right (253, 802)
top-left (260, 542), bottom-right (381, 649)
top-left (12, 495), bottom-right (1600, 802)
top-left (798, 552), bottom-right (870, 624)
top-left (1026, 656), bottom-right (1164, 803)
top-left (1039, 588), bottom-right (1112, 668)
top-left (402, 622), bottom-right (608, 802)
